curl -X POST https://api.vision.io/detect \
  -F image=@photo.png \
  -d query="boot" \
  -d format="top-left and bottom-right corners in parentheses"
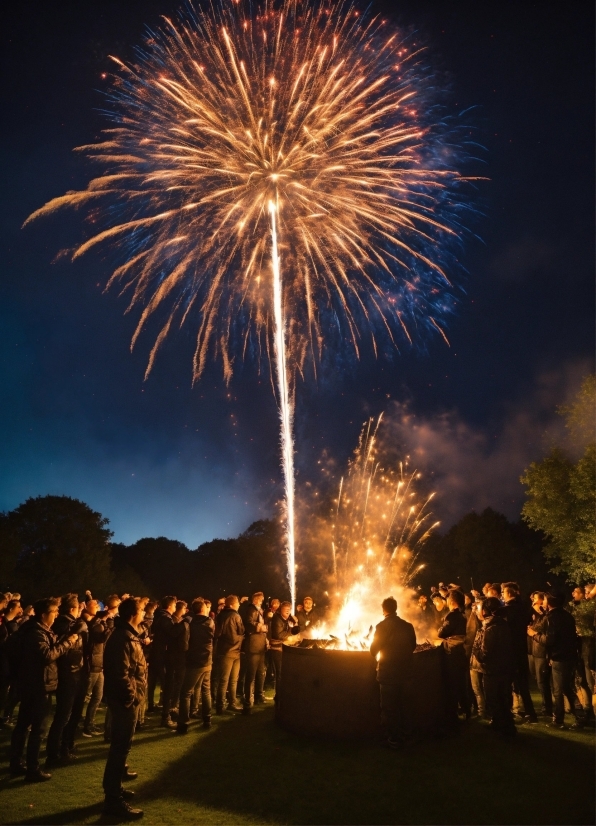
top-left (102, 798), bottom-right (144, 819)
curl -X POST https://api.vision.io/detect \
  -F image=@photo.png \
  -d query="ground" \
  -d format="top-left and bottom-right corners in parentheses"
top-left (0, 694), bottom-right (594, 825)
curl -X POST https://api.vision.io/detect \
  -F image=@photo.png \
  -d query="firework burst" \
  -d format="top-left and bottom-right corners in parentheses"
top-left (25, 0), bottom-right (475, 606)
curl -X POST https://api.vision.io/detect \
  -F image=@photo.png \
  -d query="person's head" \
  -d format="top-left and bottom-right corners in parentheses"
top-left (438, 585), bottom-right (449, 598)
top-left (279, 601), bottom-right (292, 620)
top-left (481, 597), bottom-right (502, 620)
top-left (119, 597), bottom-right (145, 630)
top-left (59, 593), bottom-right (80, 617)
top-left (270, 598), bottom-right (280, 612)
top-left (144, 600), bottom-right (157, 617)
top-left (572, 586), bottom-right (585, 602)
top-left (486, 583), bottom-right (502, 599)
top-left (161, 596), bottom-right (177, 614)
top-left (303, 596), bottom-right (314, 612)
top-left (501, 582), bottom-right (520, 602)
top-left (432, 594), bottom-right (445, 611)
top-left (418, 594), bottom-right (428, 606)
top-left (175, 600), bottom-right (188, 616)
top-left (240, 596), bottom-right (249, 603)
top-left (446, 589), bottom-right (465, 612)
top-left (0, 593), bottom-right (9, 612)
top-left (381, 596), bottom-right (398, 616)
top-left (217, 598), bottom-right (226, 613)
top-left (251, 591), bottom-right (264, 608)
top-left (473, 598), bottom-right (485, 617)
top-left (585, 584), bottom-right (596, 600)
top-left (84, 598), bottom-right (99, 617)
top-left (531, 591), bottom-right (546, 612)
top-left (191, 598), bottom-right (209, 617)
top-left (34, 597), bottom-right (61, 628)
top-left (546, 593), bottom-right (565, 610)
top-left (482, 582), bottom-right (492, 596)
top-left (5, 599), bottom-right (22, 619)
top-left (225, 595), bottom-right (239, 611)
top-left (106, 595), bottom-right (121, 613)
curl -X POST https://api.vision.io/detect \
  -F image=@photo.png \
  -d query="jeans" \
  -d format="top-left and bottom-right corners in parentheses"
top-left (103, 702), bottom-right (139, 801)
top-left (270, 649), bottom-right (282, 700)
top-left (243, 651), bottom-right (266, 708)
top-left (11, 692), bottom-right (54, 771)
top-left (84, 671), bottom-right (104, 730)
top-left (214, 654), bottom-right (240, 710)
top-left (534, 657), bottom-right (553, 715)
top-left (552, 660), bottom-right (577, 724)
top-left (379, 681), bottom-right (411, 742)
top-left (46, 673), bottom-right (82, 759)
top-left (470, 669), bottom-right (486, 716)
top-left (179, 666), bottom-right (212, 724)
top-left (147, 656), bottom-right (164, 711)
top-left (169, 658), bottom-right (186, 712)
top-left (512, 670), bottom-right (536, 719)
top-left (484, 674), bottom-right (515, 734)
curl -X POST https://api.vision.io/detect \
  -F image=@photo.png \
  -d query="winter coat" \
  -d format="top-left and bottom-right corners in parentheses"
top-left (268, 613), bottom-right (297, 651)
top-left (465, 609), bottom-right (482, 660)
top-left (532, 607), bottom-right (579, 662)
top-left (297, 608), bottom-right (321, 639)
top-left (13, 617), bottom-right (75, 695)
top-left (151, 608), bottom-right (178, 661)
top-left (529, 610), bottom-right (548, 659)
top-left (214, 608), bottom-right (245, 657)
top-left (103, 617), bottom-right (147, 708)
top-left (501, 596), bottom-right (532, 671)
top-left (52, 613), bottom-right (87, 677)
top-left (86, 615), bottom-right (114, 673)
top-left (186, 615), bottom-right (215, 668)
top-left (471, 615), bottom-right (514, 677)
top-left (370, 614), bottom-right (417, 684)
top-left (243, 604), bottom-right (268, 654)
top-left (438, 609), bottom-right (467, 663)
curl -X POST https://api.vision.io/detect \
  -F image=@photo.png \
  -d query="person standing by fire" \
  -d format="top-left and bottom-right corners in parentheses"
top-left (370, 597), bottom-right (417, 749)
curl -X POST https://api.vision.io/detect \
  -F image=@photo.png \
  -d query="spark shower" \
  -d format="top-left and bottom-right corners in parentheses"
top-left (25, 0), bottom-right (474, 607)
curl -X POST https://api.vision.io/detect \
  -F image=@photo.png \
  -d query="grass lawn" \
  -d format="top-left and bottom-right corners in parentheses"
top-left (0, 693), bottom-right (594, 826)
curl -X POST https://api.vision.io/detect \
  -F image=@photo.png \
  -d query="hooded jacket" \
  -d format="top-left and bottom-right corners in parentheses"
top-left (103, 616), bottom-right (147, 708)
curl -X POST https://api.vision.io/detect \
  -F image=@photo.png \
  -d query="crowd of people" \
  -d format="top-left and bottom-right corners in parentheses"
top-left (0, 580), bottom-right (593, 819)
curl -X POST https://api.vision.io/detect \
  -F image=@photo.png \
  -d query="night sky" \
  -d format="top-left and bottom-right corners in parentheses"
top-left (1, 1), bottom-right (594, 548)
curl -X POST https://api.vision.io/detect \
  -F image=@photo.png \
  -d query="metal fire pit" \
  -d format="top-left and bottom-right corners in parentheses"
top-left (276, 643), bottom-right (447, 739)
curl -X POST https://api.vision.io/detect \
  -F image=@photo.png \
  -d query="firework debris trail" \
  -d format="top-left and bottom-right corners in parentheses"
top-left (24, 0), bottom-right (477, 608)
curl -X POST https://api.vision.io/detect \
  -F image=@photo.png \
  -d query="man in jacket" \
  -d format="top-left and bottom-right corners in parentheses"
top-left (10, 598), bottom-right (78, 782)
top-left (82, 597), bottom-right (114, 737)
top-left (242, 592), bottom-right (269, 713)
top-left (102, 597), bottom-right (147, 820)
top-left (438, 589), bottom-right (469, 721)
top-left (296, 596), bottom-right (321, 640)
top-left (268, 601), bottom-right (300, 701)
top-left (148, 596), bottom-right (184, 728)
top-left (528, 592), bottom-right (553, 717)
top-left (213, 595), bottom-right (245, 713)
top-left (369, 596), bottom-right (417, 749)
top-left (528, 592), bottom-right (582, 729)
top-left (570, 587), bottom-right (595, 722)
top-left (45, 594), bottom-right (88, 766)
top-left (501, 582), bottom-right (537, 723)
top-left (472, 596), bottom-right (516, 737)
top-left (176, 598), bottom-right (214, 733)
top-left (0, 598), bottom-right (23, 725)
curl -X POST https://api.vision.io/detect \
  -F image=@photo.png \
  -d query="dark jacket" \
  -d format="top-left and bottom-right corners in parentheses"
top-left (438, 609), bottom-right (467, 640)
top-left (103, 617), bottom-right (147, 708)
top-left (151, 608), bottom-right (180, 661)
top-left (268, 613), bottom-right (296, 651)
top-left (529, 610), bottom-right (548, 659)
top-left (168, 616), bottom-right (190, 661)
top-left (214, 608), bottom-right (244, 657)
top-left (370, 614), bottom-right (417, 684)
top-left (186, 615), bottom-right (215, 668)
top-left (297, 608), bottom-right (321, 639)
top-left (472, 616), bottom-right (514, 677)
top-left (501, 596), bottom-right (532, 670)
top-left (15, 617), bottom-right (74, 694)
top-left (533, 607), bottom-right (578, 662)
top-left (244, 604), bottom-right (268, 654)
top-left (86, 614), bottom-right (114, 673)
top-left (52, 613), bottom-right (87, 677)
top-left (464, 609), bottom-right (482, 660)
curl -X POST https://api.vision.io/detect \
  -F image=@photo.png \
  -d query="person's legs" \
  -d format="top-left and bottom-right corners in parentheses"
top-left (470, 669), bottom-right (486, 717)
top-left (243, 652), bottom-right (259, 708)
top-left (199, 668), bottom-right (212, 723)
top-left (513, 668), bottom-right (537, 721)
top-left (64, 673), bottom-right (87, 751)
top-left (147, 657), bottom-right (164, 712)
top-left (10, 693), bottom-right (36, 769)
top-left (84, 672), bottom-right (104, 731)
top-left (26, 693), bottom-right (54, 772)
top-left (102, 703), bottom-right (138, 804)
top-left (170, 659), bottom-right (186, 713)
top-left (178, 667), bottom-right (200, 726)
top-left (270, 650), bottom-right (282, 701)
top-left (552, 661), bottom-right (577, 724)
top-left (160, 659), bottom-right (175, 723)
top-left (215, 655), bottom-right (234, 712)
top-left (46, 677), bottom-right (76, 760)
top-left (226, 656), bottom-right (241, 708)
top-left (254, 652), bottom-right (266, 701)
top-left (534, 657), bottom-right (553, 716)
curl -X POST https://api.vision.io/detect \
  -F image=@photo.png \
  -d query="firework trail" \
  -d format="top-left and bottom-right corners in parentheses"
top-left (25, 0), bottom-right (475, 607)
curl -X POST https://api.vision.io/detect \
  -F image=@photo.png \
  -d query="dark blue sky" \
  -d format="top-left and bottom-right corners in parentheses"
top-left (1, 0), bottom-right (594, 547)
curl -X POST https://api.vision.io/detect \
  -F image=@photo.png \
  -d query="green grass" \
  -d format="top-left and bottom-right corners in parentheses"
top-left (0, 693), bottom-right (594, 825)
